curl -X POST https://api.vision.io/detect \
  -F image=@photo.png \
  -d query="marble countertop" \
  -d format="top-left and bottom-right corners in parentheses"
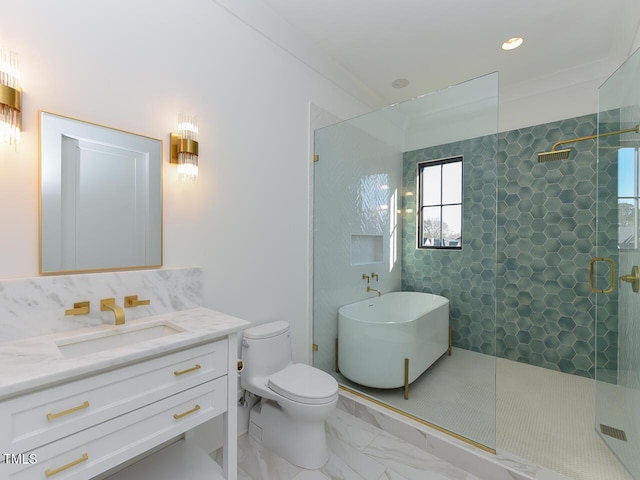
top-left (0, 307), bottom-right (250, 401)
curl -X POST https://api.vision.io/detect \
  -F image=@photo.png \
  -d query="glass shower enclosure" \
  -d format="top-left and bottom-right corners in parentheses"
top-left (595, 46), bottom-right (640, 479)
top-left (312, 72), bottom-right (499, 449)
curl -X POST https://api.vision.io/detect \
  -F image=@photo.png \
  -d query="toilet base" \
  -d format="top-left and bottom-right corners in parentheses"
top-left (248, 400), bottom-right (330, 469)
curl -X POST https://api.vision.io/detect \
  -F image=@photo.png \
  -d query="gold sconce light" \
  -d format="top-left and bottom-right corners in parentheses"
top-left (170, 113), bottom-right (199, 181)
top-left (0, 48), bottom-right (21, 149)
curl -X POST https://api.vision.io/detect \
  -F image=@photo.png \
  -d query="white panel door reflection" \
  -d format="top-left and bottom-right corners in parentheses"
top-left (60, 137), bottom-right (149, 270)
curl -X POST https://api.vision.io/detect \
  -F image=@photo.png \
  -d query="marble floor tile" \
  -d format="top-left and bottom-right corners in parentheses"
top-left (339, 392), bottom-right (534, 480)
top-left (238, 468), bottom-right (255, 480)
top-left (350, 400), bottom-right (429, 450)
top-left (326, 433), bottom-right (387, 479)
top-left (236, 433), bottom-right (302, 480)
top-left (321, 450), bottom-right (382, 480)
top-left (377, 469), bottom-right (411, 480)
top-left (292, 470), bottom-right (333, 480)
top-left (362, 431), bottom-right (482, 480)
top-left (224, 407), bottom-right (482, 480)
top-left (325, 409), bottom-right (381, 451)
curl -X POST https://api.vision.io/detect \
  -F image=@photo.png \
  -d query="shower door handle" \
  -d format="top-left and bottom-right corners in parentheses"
top-left (589, 257), bottom-right (615, 294)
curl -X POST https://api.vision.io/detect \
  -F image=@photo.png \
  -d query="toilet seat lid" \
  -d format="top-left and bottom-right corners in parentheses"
top-left (243, 321), bottom-right (289, 340)
top-left (268, 364), bottom-right (338, 405)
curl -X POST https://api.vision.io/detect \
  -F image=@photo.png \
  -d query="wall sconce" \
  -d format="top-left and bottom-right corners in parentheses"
top-left (0, 48), bottom-right (21, 149)
top-left (170, 113), bottom-right (199, 181)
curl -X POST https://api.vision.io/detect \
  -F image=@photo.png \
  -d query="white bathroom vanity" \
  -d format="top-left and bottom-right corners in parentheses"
top-left (0, 307), bottom-right (249, 480)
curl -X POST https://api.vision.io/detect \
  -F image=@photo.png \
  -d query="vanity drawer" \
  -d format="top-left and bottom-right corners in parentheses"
top-left (5, 377), bottom-right (227, 480)
top-left (0, 340), bottom-right (227, 455)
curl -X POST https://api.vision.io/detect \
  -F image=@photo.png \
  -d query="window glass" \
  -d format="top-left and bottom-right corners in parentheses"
top-left (442, 205), bottom-right (462, 246)
top-left (442, 161), bottom-right (462, 204)
top-left (421, 206), bottom-right (441, 247)
top-left (618, 148), bottom-right (639, 250)
top-left (421, 164), bottom-right (441, 205)
top-left (418, 156), bottom-right (463, 249)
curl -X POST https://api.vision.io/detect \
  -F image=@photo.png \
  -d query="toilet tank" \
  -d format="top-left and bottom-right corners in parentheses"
top-left (241, 321), bottom-right (293, 380)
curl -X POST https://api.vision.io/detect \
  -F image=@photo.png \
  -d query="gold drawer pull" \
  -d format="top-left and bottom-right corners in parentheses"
top-left (173, 404), bottom-right (200, 420)
top-left (45, 452), bottom-right (88, 477)
top-left (174, 364), bottom-right (201, 376)
top-left (47, 401), bottom-right (90, 421)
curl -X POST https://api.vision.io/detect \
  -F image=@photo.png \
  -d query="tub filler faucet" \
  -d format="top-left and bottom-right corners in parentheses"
top-left (367, 286), bottom-right (381, 296)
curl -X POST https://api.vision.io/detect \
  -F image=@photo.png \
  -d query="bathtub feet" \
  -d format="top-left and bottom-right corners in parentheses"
top-left (404, 358), bottom-right (409, 400)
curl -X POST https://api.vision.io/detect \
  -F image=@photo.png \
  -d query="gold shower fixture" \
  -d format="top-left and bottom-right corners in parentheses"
top-left (537, 124), bottom-right (640, 163)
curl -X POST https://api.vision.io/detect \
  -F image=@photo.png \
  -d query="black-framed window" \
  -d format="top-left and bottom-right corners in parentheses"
top-left (417, 156), bottom-right (463, 249)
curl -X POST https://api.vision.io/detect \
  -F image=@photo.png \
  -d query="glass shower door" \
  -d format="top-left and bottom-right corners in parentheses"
top-left (595, 46), bottom-right (640, 479)
top-left (312, 73), bottom-right (499, 450)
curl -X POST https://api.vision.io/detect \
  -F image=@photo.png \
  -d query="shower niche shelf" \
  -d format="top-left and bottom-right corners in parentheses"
top-left (350, 234), bottom-right (383, 265)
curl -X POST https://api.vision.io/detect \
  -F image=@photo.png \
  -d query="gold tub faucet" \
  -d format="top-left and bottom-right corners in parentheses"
top-left (101, 298), bottom-right (125, 325)
top-left (367, 286), bottom-right (381, 296)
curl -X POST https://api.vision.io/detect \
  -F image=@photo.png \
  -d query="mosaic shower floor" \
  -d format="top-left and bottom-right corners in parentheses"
top-left (333, 348), bottom-right (632, 480)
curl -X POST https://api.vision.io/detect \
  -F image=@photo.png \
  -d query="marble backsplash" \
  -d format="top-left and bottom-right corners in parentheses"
top-left (0, 267), bottom-right (203, 343)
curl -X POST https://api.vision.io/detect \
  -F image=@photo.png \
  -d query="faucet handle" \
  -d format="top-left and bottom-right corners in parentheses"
top-left (124, 295), bottom-right (151, 308)
top-left (64, 301), bottom-right (90, 316)
top-left (362, 273), bottom-right (370, 284)
top-left (371, 272), bottom-right (379, 281)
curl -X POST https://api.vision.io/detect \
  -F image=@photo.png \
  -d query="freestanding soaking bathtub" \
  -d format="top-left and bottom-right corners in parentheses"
top-left (338, 291), bottom-right (449, 396)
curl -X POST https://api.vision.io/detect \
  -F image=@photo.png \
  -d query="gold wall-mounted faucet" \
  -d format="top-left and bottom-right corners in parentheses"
top-left (371, 272), bottom-right (379, 282)
top-left (362, 273), bottom-right (370, 283)
top-left (101, 298), bottom-right (125, 325)
top-left (367, 286), bottom-right (381, 296)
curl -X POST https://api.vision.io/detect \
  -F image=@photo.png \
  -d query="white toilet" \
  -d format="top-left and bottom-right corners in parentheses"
top-left (240, 321), bottom-right (338, 469)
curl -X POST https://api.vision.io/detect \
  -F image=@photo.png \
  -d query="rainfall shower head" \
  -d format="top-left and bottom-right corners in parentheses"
top-left (537, 148), bottom-right (572, 163)
top-left (536, 124), bottom-right (640, 163)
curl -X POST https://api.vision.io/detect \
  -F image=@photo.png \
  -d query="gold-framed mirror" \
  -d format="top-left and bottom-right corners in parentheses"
top-left (39, 112), bottom-right (163, 274)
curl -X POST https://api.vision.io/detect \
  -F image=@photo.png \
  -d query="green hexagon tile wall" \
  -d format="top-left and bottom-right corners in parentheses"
top-left (402, 113), bottom-right (614, 380)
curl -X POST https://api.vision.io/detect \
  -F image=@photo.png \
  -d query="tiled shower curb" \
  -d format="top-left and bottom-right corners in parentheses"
top-left (337, 389), bottom-right (570, 480)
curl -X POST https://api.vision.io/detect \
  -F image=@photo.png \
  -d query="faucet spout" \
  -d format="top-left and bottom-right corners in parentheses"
top-left (367, 286), bottom-right (382, 297)
top-left (101, 298), bottom-right (125, 325)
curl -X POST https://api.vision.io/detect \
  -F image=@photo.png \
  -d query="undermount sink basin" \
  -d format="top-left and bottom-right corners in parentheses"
top-left (55, 321), bottom-right (184, 358)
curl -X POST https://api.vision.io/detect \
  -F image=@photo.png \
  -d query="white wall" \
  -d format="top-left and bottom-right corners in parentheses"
top-left (499, 58), bottom-right (617, 132)
top-left (0, 0), bottom-right (369, 364)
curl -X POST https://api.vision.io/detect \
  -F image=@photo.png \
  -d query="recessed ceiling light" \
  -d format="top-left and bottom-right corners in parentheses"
top-left (392, 78), bottom-right (409, 88)
top-left (502, 37), bottom-right (524, 51)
